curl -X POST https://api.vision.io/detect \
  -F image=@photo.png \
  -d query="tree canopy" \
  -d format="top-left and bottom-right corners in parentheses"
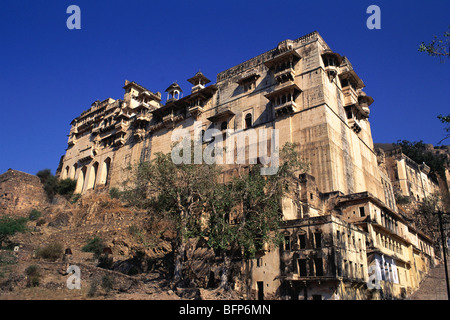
top-left (122, 142), bottom-right (309, 287)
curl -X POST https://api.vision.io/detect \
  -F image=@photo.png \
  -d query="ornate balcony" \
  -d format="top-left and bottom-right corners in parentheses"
top-left (114, 136), bottom-right (126, 146)
top-left (78, 147), bottom-right (94, 162)
top-left (133, 128), bottom-right (146, 141)
top-left (342, 86), bottom-right (358, 106)
top-left (136, 113), bottom-right (151, 123)
top-left (188, 105), bottom-right (205, 119)
top-left (274, 67), bottom-right (295, 83)
top-left (274, 100), bottom-right (297, 117)
top-left (207, 105), bottom-right (235, 122)
top-left (115, 121), bottom-right (128, 134)
top-left (162, 113), bottom-right (184, 129)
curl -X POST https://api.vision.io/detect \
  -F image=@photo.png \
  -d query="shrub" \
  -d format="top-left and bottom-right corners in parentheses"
top-left (97, 253), bottom-right (114, 269)
top-left (56, 178), bottom-right (77, 199)
top-left (109, 187), bottom-right (121, 199)
top-left (25, 264), bottom-right (41, 287)
top-left (0, 216), bottom-right (28, 248)
top-left (37, 169), bottom-right (76, 201)
top-left (36, 242), bottom-right (64, 261)
top-left (82, 237), bottom-right (105, 259)
top-left (71, 193), bottom-right (81, 204)
top-left (28, 209), bottom-right (42, 221)
top-left (87, 281), bottom-right (98, 298)
top-left (395, 194), bottom-right (411, 205)
top-left (101, 274), bottom-right (114, 293)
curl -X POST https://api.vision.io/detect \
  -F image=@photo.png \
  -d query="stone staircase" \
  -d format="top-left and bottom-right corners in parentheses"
top-left (410, 261), bottom-right (449, 300)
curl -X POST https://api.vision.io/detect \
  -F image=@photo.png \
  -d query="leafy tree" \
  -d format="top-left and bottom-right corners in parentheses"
top-left (413, 193), bottom-right (450, 257)
top-left (206, 143), bottom-right (308, 288)
top-left (37, 169), bottom-right (58, 201)
top-left (123, 149), bottom-right (221, 284)
top-left (418, 26), bottom-right (450, 61)
top-left (0, 216), bottom-right (28, 248)
top-left (437, 114), bottom-right (450, 143)
top-left (123, 142), bottom-right (308, 288)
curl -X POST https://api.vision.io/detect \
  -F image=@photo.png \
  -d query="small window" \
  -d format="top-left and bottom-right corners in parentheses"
top-left (314, 258), bottom-right (324, 276)
top-left (283, 234), bottom-right (291, 251)
top-left (341, 79), bottom-right (349, 88)
top-left (220, 121), bottom-right (228, 131)
top-left (299, 234), bottom-right (307, 249)
top-left (314, 232), bottom-right (322, 248)
top-left (256, 257), bottom-right (263, 268)
top-left (359, 207), bottom-right (365, 217)
top-left (245, 113), bottom-right (252, 129)
top-left (298, 259), bottom-right (307, 276)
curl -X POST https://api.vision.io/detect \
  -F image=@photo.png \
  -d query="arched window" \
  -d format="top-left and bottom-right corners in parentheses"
top-left (63, 166), bottom-right (69, 179)
top-left (245, 113), bottom-right (252, 129)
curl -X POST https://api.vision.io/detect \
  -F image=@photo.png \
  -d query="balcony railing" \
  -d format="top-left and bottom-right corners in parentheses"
top-left (274, 67), bottom-right (295, 83)
top-left (114, 136), bottom-right (126, 146)
top-left (188, 105), bottom-right (205, 119)
top-left (78, 147), bottom-right (94, 162)
top-left (274, 101), bottom-right (297, 117)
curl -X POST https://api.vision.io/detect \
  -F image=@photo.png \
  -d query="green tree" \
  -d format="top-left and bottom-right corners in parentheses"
top-left (418, 26), bottom-right (450, 61)
top-left (124, 142), bottom-right (308, 288)
top-left (413, 193), bottom-right (450, 257)
top-left (37, 169), bottom-right (58, 201)
top-left (56, 178), bottom-right (77, 199)
top-left (36, 169), bottom-right (76, 201)
top-left (206, 143), bottom-right (308, 288)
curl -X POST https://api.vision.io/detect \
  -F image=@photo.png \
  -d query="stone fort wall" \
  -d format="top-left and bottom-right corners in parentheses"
top-left (0, 169), bottom-right (48, 217)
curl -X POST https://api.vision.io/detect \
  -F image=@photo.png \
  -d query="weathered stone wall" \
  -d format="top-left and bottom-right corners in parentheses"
top-left (0, 169), bottom-right (48, 216)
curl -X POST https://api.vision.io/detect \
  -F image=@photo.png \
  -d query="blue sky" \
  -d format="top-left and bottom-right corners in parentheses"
top-left (0, 0), bottom-right (449, 176)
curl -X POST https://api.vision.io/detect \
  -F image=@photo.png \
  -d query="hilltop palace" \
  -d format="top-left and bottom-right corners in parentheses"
top-left (55, 31), bottom-right (443, 300)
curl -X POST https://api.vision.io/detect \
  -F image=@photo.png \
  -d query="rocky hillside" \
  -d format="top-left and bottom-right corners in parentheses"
top-left (0, 193), bottom-right (241, 300)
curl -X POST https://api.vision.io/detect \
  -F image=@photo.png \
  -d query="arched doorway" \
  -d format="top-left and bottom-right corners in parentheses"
top-left (86, 162), bottom-right (99, 190)
top-left (75, 166), bottom-right (87, 194)
top-left (100, 157), bottom-right (111, 185)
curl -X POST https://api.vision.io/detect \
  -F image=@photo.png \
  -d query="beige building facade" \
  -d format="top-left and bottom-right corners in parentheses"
top-left (375, 144), bottom-right (441, 203)
top-left (58, 31), bottom-right (437, 299)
